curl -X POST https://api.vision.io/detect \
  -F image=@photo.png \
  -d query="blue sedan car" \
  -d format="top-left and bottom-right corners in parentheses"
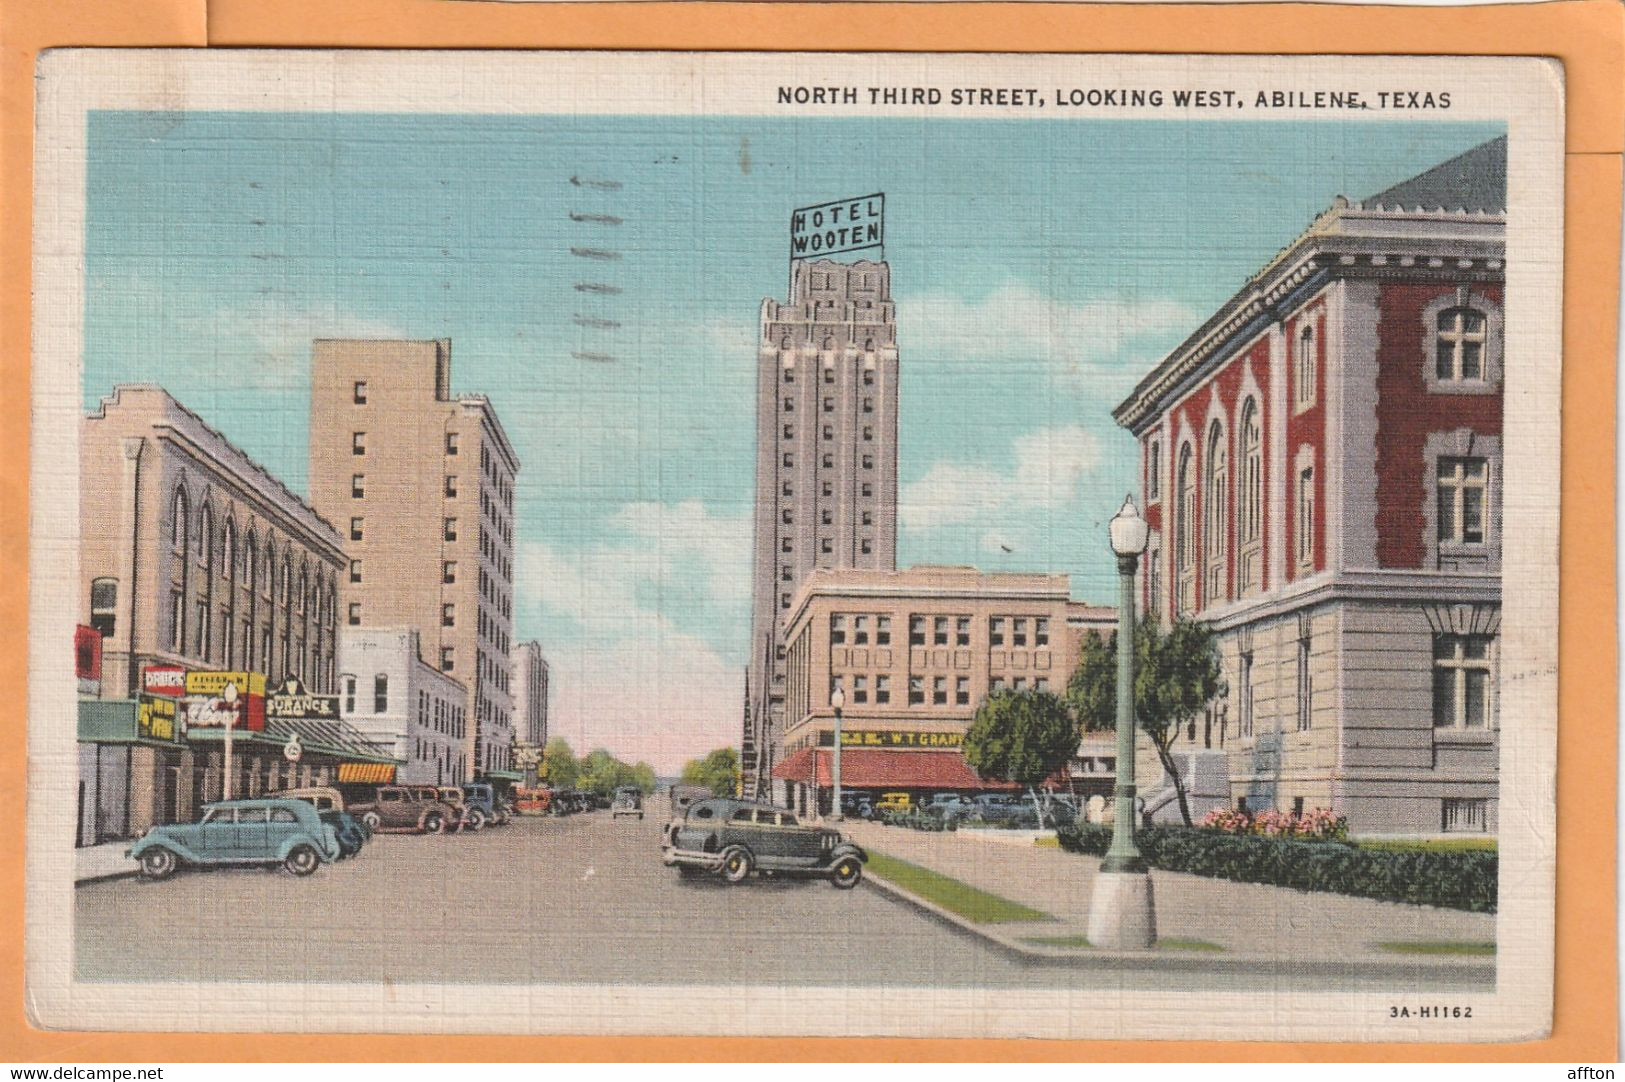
top-left (127, 798), bottom-right (342, 879)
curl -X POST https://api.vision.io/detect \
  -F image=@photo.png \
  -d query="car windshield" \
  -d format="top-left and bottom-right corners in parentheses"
top-left (200, 807), bottom-right (224, 824)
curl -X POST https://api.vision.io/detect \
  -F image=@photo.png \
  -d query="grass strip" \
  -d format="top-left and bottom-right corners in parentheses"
top-left (1377, 940), bottom-right (1496, 956)
top-left (1022, 935), bottom-right (1092, 948)
top-left (1357, 838), bottom-right (1497, 853)
top-left (1157, 937), bottom-right (1225, 952)
top-left (866, 850), bottom-right (1054, 924)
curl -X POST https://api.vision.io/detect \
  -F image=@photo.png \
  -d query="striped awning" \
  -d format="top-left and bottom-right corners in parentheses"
top-left (337, 762), bottom-right (397, 784)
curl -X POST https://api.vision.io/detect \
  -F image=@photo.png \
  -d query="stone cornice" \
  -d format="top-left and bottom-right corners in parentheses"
top-left (1113, 210), bottom-right (1506, 435)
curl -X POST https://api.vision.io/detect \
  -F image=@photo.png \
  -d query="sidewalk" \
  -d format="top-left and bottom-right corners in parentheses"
top-left (843, 821), bottom-right (1496, 975)
top-left (76, 840), bottom-right (137, 885)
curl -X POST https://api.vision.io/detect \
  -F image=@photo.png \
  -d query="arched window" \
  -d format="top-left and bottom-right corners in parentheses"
top-left (263, 542), bottom-right (275, 600)
top-left (1237, 399), bottom-right (1263, 593)
top-left (1295, 323), bottom-right (1317, 408)
top-left (170, 489), bottom-right (189, 554)
top-left (168, 488), bottom-right (189, 652)
top-left (1175, 443), bottom-right (1196, 615)
top-left (281, 554), bottom-right (292, 609)
top-left (1435, 307), bottom-right (1488, 382)
top-left (199, 503), bottom-right (213, 566)
top-left (223, 520), bottom-right (236, 584)
top-left (1204, 421), bottom-right (1228, 603)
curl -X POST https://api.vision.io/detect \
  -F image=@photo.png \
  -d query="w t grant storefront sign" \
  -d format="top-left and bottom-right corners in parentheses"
top-left (817, 729), bottom-right (964, 749)
top-left (790, 194), bottom-right (884, 259)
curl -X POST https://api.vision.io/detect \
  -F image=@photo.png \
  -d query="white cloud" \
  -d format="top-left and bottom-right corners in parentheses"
top-left (184, 296), bottom-right (409, 390)
top-left (608, 499), bottom-right (752, 604)
top-left (516, 498), bottom-right (754, 773)
top-left (903, 283), bottom-right (1194, 382)
top-left (901, 425), bottom-right (1102, 530)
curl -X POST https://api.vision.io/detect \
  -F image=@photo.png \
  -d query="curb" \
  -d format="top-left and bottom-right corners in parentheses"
top-left (860, 867), bottom-right (1497, 982)
top-left (76, 869), bottom-right (139, 887)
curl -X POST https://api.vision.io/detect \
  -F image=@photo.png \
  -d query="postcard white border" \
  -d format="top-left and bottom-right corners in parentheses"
top-left (28, 49), bottom-right (1564, 1042)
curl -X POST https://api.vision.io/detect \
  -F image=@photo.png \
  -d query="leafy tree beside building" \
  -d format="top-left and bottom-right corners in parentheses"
top-left (1065, 619), bottom-right (1225, 827)
top-left (680, 747), bottom-right (741, 797)
top-left (962, 688), bottom-right (1078, 825)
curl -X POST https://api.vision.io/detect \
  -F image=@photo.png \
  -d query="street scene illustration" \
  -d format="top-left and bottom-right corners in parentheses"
top-left (64, 99), bottom-right (1509, 996)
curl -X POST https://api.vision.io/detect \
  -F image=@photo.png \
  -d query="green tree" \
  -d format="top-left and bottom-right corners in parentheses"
top-left (541, 737), bottom-right (578, 790)
top-left (961, 688), bottom-right (1078, 825)
top-left (631, 761), bottom-right (658, 795)
top-left (680, 746), bottom-right (741, 797)
top-left (577, 747), bottom-right (635, 797)
top-left (1065, 619), bottom-right (1225, 826)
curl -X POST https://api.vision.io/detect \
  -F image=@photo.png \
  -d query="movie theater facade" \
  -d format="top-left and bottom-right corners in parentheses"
top-left (770, 566), bottom-right (1113, 816)
top-left (1112, 137), bottom-right (1507, 835)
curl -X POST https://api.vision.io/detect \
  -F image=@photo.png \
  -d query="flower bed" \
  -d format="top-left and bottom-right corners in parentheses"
top-left (1055, 822), bottom-right (1497, 913)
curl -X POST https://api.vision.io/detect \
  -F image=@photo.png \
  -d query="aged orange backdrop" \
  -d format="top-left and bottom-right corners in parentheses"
top-left (0, 0), bottom-right (1619, 1062)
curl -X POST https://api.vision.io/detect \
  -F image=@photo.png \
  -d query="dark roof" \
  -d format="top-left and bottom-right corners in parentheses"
top-left (1361, 136), bottom-right (1506, 214)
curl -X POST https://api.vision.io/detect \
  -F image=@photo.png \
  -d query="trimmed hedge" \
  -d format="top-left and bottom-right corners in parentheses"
top-left (1056, 822), bottom-right (1497, 913)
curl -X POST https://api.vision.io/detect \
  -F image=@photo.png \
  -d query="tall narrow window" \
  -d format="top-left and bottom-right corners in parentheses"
top-left (1237, 400), bottom-right (1263, 592)
top-left (352, 432), bottom-right (366, 455)
top-left (1147, 439), bottom-right (1161, 500)
top-left (1436, 307), bottom-right (1488, 382)
top-left (1437, 457), bottom-right (1488, 544)
top-left (349, 559), bottom-right (361, 584)
top-left (353, 381), bottom-right (368, 404)
top-left (343, 675), bottom-right (356, 715)
top-left (1175, 444), bottom-right (1196, 614)
top-left (1295, 323), bottom-right (1317, 408)
top-left (90, 578), bottom-right (117, 637)
top-left (1239, 651), bottom-right (1254, 737)
top-left (374, 674), bottom-right (389, 714)
top-left (1433, 634), bottom-right (1492, 728)
top-left (445, 432), bottom-right (459, 455)
top-left (1296, 464), bottom-right (1315, 570)
top-left (1296, 634), bottom-right (1312, 731)
top-left (347, 602), bottom-right (360, 626)
top-left (1204, 421), bottom-right (1228, 603)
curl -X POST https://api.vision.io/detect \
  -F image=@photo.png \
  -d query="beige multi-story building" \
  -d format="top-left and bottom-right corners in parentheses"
top-left (512, 639), bottom-right (549, 746)
top-left (769, 565), bottom-right (1114, 814)
top-left (744, 259), bottom-right (900, 797)
top-left (78, 384), bottom-right (347, 835)
top-left (309, 339), bottom-right (521, 780)
top-left (339, 627), bottom-right (468, 785)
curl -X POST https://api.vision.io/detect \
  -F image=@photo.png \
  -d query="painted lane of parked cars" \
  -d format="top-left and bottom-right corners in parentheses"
top-left (127, 781), bottom-right (524, 880)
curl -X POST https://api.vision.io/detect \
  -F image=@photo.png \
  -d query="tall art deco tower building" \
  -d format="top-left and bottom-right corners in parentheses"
top-left (744, 259), bottom-right (900, 799)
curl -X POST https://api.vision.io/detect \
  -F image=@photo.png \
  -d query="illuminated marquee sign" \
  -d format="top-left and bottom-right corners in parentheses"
top-left (790, 194), bottom-right (884, 260)
top-left (817, 729), bottom-right (964, 749)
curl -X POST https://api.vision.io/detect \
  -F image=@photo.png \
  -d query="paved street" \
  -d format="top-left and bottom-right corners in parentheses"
top-left (77, 813), bottom-right (1491, 990)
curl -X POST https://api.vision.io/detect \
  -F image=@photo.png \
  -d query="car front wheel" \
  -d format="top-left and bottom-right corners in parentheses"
top-left (466, 807), bottom-right (487, 832)
top-left (830, 857), bottom-right (863, 890)
top-left (422, 812), bottom-right (445, 835)
top-left (718, 847), bottom-right (754, 885)
top-left (283, 844), bottom-right (321, 876)
top-left (139, 847), bottom-right (178, 880)
top-left (361, 811), bottom-right (381, 831)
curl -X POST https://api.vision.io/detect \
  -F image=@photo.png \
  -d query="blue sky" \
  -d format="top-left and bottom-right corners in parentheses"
top-left (83, 112), bottom-right (1501, 769)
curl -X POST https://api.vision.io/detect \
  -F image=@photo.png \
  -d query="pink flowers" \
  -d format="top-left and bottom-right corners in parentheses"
top-left (1199, 806), bottom-right (1348, 841)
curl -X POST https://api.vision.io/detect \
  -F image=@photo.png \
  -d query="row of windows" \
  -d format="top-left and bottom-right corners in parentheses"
top-left (167, 488), bottom-right (337, 620)
top-left (1230, 631), bottom-right (1491, 740)
top-left (780, 363), bottom-right (881, 385)
top-left (782, 480), bottom-right (877, 500)
top-left (781, 451), bottom-right (878, 470)
top-left (828, 672), bottom-right (1050, 706)
top-left (781, 423), bottom-right (879, 442)
top-left (827, 614), bottom-right (1052, 649)
top-left (782, 395), bottom-right (878, 414)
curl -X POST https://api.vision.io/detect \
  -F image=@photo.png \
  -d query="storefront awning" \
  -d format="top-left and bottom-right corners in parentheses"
top-left (771, 747), bottom-right (1024, 791)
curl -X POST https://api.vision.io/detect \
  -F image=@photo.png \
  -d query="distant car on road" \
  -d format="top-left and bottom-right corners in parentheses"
top-left (348, 785), bottom-right (454, 834)
top-left (461, 783), bottom-right (510, 826)
top-left (667, 785), bottom-right (713, 821)
top-left (128, 798), bottom-right (341, 879)
top-left (922, 794), bottom-right (978, 823)
top-left (662, 798), bottom-right (867, 888)
top-left (838, 791), bottom-right (874, 819)
top-left (611, 786), bottom-right (645, 819)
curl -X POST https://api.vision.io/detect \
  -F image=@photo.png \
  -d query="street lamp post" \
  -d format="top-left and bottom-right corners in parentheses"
top-left (1087, 495), bottom-right (1157, 949)
top-left (829, 685), bottom-right (845, 821)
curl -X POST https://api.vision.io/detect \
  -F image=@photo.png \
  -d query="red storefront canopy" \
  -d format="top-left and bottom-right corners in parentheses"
top-left (771, 747), bottom-right (1024, 791)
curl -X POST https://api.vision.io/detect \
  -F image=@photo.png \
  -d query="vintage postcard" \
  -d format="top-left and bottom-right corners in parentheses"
top-left (27, 50), bottom-right (1562, 1042)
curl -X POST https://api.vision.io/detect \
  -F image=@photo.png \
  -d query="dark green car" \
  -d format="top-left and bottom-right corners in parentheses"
top-left (661, 798), bottom-right (866, 888)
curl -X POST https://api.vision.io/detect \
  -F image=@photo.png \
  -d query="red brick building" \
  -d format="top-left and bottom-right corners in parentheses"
top-left (1113, 137), bottom-right (1506, 835)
